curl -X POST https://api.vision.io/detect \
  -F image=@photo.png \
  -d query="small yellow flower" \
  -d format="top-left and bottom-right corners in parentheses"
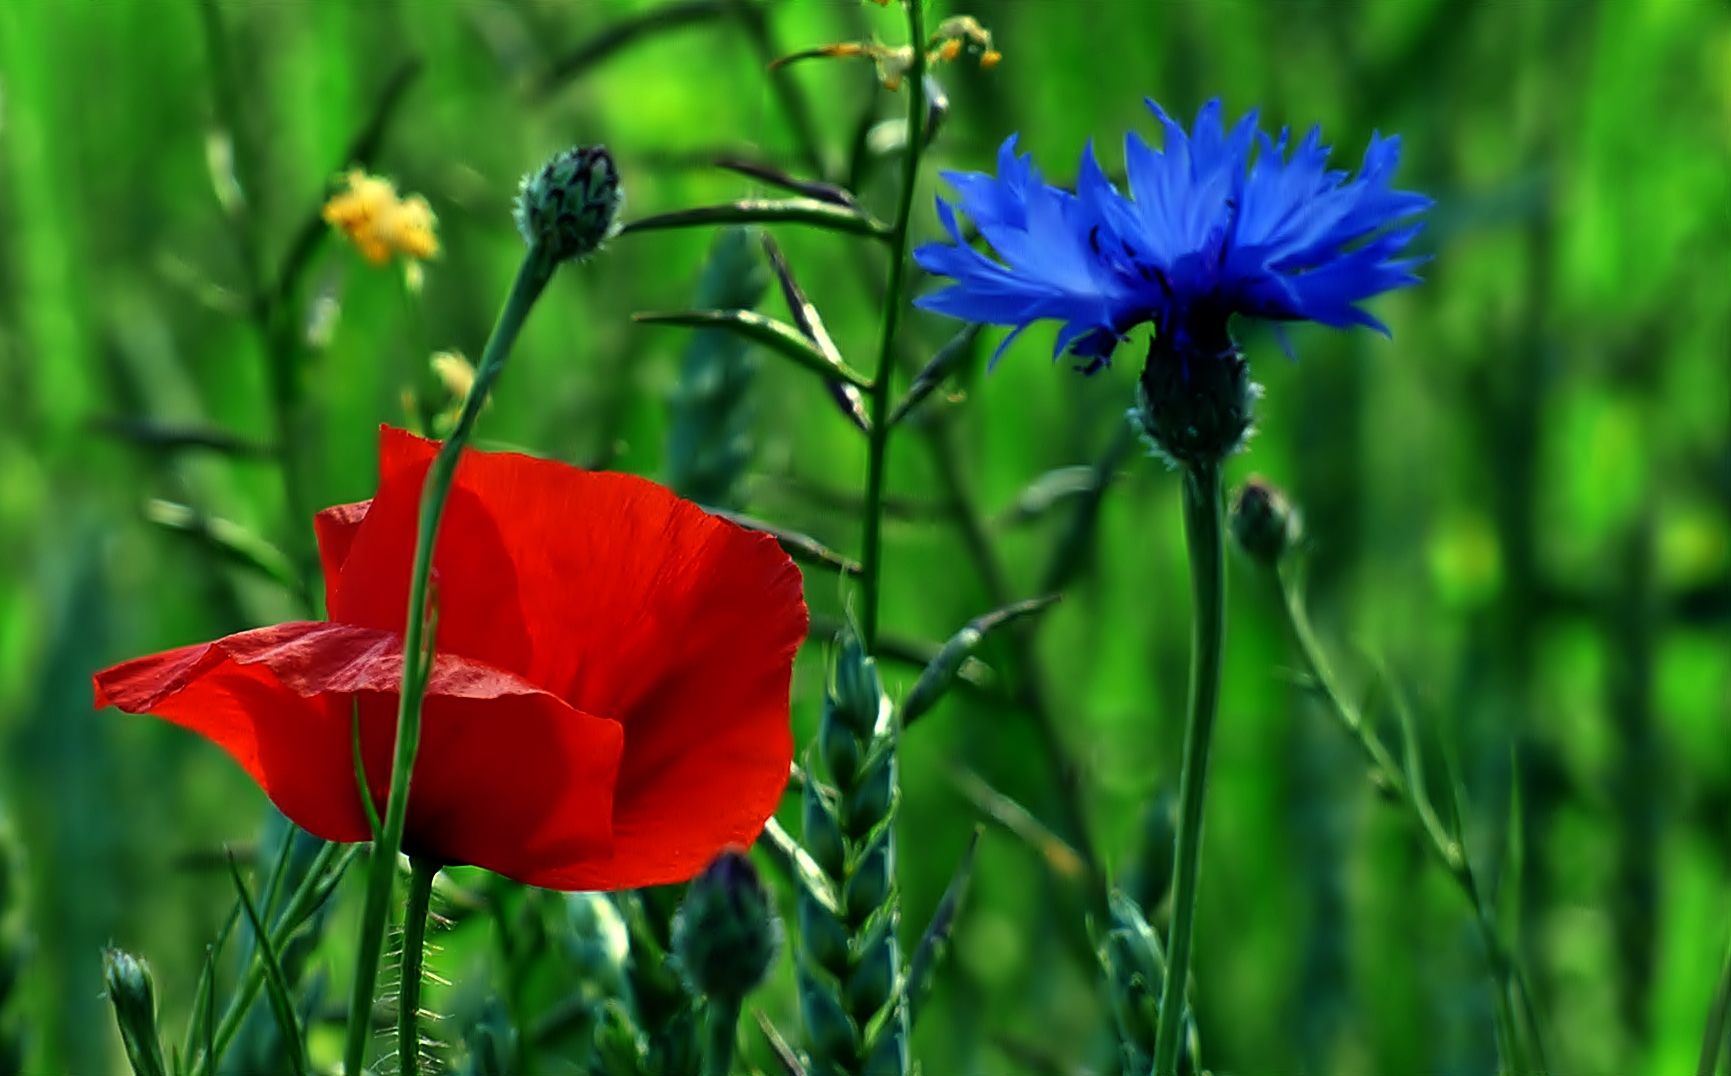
top-left (430, 350), bottom-right (476, 402)
top-left (322, 170), bottom-right (440, 268)
top-left (427, 350), bottom-right (481, 437)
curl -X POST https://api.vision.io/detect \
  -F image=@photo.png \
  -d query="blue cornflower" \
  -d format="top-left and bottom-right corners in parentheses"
top-left (913, 98), bottom-right (1432, 463)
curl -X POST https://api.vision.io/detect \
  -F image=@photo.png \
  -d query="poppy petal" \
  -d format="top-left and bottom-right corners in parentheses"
top-left (319, 427), bottom-right (806, 887)
top-left (314, 500), bottom-right (371, 608)
top-left (93, 621), bottom-right (623, 880)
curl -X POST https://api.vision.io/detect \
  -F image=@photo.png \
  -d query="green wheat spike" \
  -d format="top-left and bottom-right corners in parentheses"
top-left (665, 226), bottom-right (772, 509)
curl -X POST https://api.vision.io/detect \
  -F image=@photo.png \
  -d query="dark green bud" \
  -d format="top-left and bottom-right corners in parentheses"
top-left (671, 849), bottom-right (781, 1003)
top-left (104, 948), bottom-right (168, 1076)
top-left (844, 913), bottom-right (898, 1019)
top-left (797, 964), bottom-right (858, 1066)
top-left (802, 779), bottom-right (847, 881)
top-left (1229, 475), bottom-right (1302, 566)
top-left (842, 745), bottom-right (896, 840)
top-left (843, 827), bottom-right (894, 927)
top-left (797, 887), bottom-right (851, 979)
top-left (514, 145), bottom-right (622, 263)
top-left (1133, 327), bottom-right (1260, 467)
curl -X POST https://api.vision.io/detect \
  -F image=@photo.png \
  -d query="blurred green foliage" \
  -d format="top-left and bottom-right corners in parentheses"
top-left (0, 0), bottom-right (1727, 1073)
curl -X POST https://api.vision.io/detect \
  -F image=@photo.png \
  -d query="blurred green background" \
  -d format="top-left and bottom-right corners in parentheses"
top-left (1, 0), bottom-right (1728, 1073)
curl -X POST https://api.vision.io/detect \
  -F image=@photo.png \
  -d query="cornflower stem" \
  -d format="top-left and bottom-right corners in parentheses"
top-left (1276, 564), bottom-right (1545, 1074)
top-left (858, 0), bottom-right (926, 653)
top-left (700, 995), bottom-right (742, 1076)
top-left (1153, 460), bottom-right (1226, 1076)
top-left (397, 857), bottom-right (441, 1076)
top-left (343, 244), bottom-right (555, 1076)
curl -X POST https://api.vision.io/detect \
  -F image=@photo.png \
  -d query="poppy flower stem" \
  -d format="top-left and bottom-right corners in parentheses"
top-left (344, 243), bottom-right (556, 1076)
top-left (1152, 460), bottom-right (1225, 1076)
top-left (858, 0), bottom-right (926, 653)
top-left (397, 856), bottom-right (440, 1076)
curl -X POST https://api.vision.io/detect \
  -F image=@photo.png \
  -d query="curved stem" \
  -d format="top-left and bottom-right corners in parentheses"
top-left (858, 0), bottom-right (926, 653)
top-left (397, 857), bottom-right (440, 1076)
top-left (343, 245), bottom-right (555, 1076)
top-left (1153, 461), bottom-right (1226, 1076)
top-left (1277, 565), bottom-right (1544, 1074)
top-left (700, 995), bottom-right (742, 1076)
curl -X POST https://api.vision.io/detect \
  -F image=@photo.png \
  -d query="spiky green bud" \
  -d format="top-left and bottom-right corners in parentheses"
top-left (514, 145), bottom-right (622, 263)
top-left (671, 850), bottom-right (781, 1003)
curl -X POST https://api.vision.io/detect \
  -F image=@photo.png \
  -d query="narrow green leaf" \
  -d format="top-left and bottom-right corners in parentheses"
top-left (634, 310), bottom-right (873, 389)
top-left (752, 1008), bottom-right (809, 1076)
top-left (143, 500), bottom-right (299, 592)
top-left (1699, 940), bottom-right (1731, 1076)
top-left (620, 198), bottom-right (890, 240)
top-left (191, 843), bottom-right (353, 1076)
top-left (180, 907), bottom-right (237, 1074)
top-left (224, 852), bottom-right (308, 1076)
top-left (905, 826), bottom-right (982, 1027)
top-left (948, 765), bottom-right (1086, 883)
top-left (995, 466), bottom-right (1101, 529)
top-left (887, 324), bottom-right (980, 428)
top-left (716, 157), bottom-right (859, 209)
top-left (712, 509), bottom-right (860, 577)
top-left (90, 417), bottom-right (269, 456)
top-left (902, 595), bottom-right (1061, 728)
top-left (760, 233), bottom-right (869, 433)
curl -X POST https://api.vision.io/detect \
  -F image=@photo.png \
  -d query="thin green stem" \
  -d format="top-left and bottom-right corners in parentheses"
top-left (342, 245), bottom-right (555, 1076)
top-left (700, 995), bottom-right (743, 1076)
top-left (858, 0), bottom-right (926, 653)
top-left (1153, 461), bottom-right (1226, 1076)
top-left (191, 842), bottom-right (355, 1076)
top-left (1276, 565), bottom-right (1542, 1074)
top-left (397, 857), bottom-right (440, 1076)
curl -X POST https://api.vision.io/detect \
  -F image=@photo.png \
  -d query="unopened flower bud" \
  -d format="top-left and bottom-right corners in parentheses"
top-left (1133, 327), bottom-right (1260, 467)
top-left (1230, 476), bottom-right (1302, 566)
top-left (104, 948), bottom-right (168, 1076)
top-left (671, 849), bottom-right (781, 1002)
top-left (514, 145), bottom-right (623, 263)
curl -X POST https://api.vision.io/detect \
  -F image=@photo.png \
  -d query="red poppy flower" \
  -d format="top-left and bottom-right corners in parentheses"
top-left (93, 427), bottom-right (808, 890)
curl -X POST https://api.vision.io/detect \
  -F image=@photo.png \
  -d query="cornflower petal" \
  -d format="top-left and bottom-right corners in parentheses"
top-left (914, 95), bottom-right (1431, 369)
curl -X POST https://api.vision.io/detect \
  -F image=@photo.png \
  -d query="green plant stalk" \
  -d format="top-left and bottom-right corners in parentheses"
top-left (397, 858), bottom-right (440, 1076)
top-left (342, 244), bottom-right (555, 1076)
top-left (191, 842), bottom-right (355, 1076)
top-left (700, 995), bottom-right (742, 1076)
top-left (1696, 934), bottom-right (1731, 1076)
top-left (1153, 461), bottom-right (1226, 1076)
top-left (1277, 566), bottom-right (1541, 1074)
top-left (858, 0), bottom-right (926, 653)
